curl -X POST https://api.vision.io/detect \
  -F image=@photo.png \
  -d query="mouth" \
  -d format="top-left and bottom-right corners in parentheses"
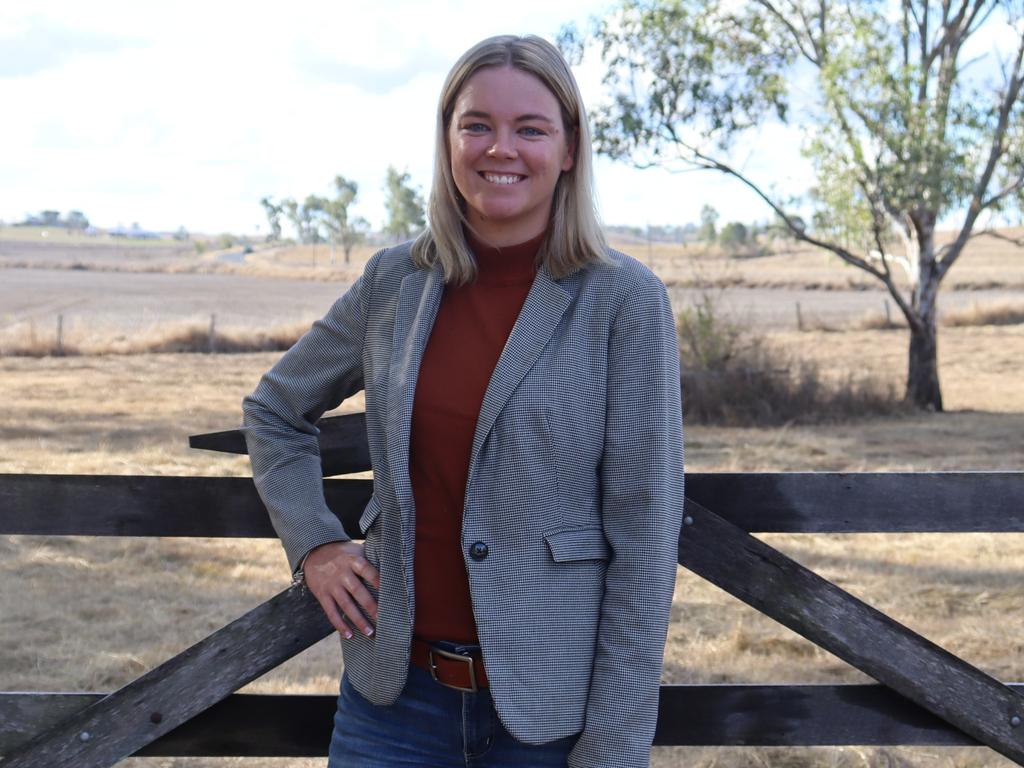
top-left (480, 172), bottom-right (526, 185)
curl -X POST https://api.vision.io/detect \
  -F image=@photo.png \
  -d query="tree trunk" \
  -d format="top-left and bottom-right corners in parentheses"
top-left (906, 319), bottom-right (943, 411)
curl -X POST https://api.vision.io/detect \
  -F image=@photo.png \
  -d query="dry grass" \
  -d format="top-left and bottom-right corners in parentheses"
top-left (854, 309), bottom-right (906, 331)
top-left (0, 320), bottom-right (309, 357)
top-left (943, 301), bottom-right (1024, 327)
top-left (2, 321), bottom-right (1024, 767)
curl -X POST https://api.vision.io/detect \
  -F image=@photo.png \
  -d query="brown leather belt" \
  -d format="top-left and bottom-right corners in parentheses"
top-left (411, 637), bottom-right (489, 692)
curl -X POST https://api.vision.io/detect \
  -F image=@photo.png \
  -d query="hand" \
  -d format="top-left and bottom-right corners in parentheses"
top-left (303, 541), bottom-right (380, 639)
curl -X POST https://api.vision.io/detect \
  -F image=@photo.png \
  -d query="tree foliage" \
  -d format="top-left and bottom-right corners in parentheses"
top-left (699, 203), bottom-right (719, 241)
top-left (384, 165), bottom-right (425, 242)
top-left (564, 0), bottom-right (1024, 409)
top-left (320, 176), bottom-right (369, 265)
top-left (259, 197), bottom-right (283, 242)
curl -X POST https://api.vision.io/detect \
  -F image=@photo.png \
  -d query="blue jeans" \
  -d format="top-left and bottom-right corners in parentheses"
top-left (329, 642), bottom-right (578, 767)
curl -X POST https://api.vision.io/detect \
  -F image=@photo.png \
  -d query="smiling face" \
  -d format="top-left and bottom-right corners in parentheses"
top-left (447, 66), bottom-right (575, 247)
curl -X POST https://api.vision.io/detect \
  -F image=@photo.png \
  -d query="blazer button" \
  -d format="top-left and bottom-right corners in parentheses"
top-left (469, 541), bottom-right (489, 561)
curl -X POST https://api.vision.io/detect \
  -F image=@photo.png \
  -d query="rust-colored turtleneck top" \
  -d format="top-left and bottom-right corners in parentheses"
top-left (409, 229), bottom-right (545, 643)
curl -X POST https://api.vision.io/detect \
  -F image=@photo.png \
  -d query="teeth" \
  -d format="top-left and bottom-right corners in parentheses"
top-left (484, 173), bottom-right (523, 185)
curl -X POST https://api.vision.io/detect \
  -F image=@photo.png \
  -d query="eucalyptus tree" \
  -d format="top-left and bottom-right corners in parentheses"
top-left (563, 0), bottom-right (1024, 410)
top-left (321, 175), bottom-right (369, 265)
top-left (259, 197), bottom-right (283, 242)
top-left (383, 166), bottom-right (426, 243)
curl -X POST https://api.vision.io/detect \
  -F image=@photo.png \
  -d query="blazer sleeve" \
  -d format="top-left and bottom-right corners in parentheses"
top-left (241, 250), bottom-right (383, 575)
top-left (568, 270), bottom-right (685, 768)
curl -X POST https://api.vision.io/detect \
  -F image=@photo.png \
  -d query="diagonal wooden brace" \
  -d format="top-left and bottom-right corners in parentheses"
top-left (678, 497), bottom-right (1024, 765)
top-left (1, 585), bottom-right (334, 768)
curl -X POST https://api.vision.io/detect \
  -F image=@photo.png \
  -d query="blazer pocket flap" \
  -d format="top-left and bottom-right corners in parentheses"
top-left (359, 496), bottom-right (381, 534)
top-left (544, 527), bottom-right (611, 563)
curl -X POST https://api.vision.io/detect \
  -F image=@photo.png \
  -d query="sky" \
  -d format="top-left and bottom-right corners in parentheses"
top-left (0, 2), bottom-right (1016, 236)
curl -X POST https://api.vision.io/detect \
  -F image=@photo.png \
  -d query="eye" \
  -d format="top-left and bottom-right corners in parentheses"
top-left (520, 126), bottom-right (546, 137)
top-left (463, 122), bottom-right (489, 133)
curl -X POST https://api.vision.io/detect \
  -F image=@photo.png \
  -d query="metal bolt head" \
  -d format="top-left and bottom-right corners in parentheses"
top-left (683, 515), bottom-right (694, 526)
top-left (150, 711), bottom-right (163, 724)
top-left (79, 731), bottom-right (91, 742)
top-left (1011, 715), bottom-right (1021, 728)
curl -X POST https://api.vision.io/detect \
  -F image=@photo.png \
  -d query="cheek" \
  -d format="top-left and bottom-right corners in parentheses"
top-left (449, 140), bottom-right (475, 180)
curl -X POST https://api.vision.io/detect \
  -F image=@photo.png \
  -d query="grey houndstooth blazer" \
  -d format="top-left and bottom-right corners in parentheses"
top-left (241, 240), bottom-right (684, 768)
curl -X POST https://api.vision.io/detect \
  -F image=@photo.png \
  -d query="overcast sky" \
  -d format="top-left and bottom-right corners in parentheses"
top-left (0, 2), bottom-right (1015, 236)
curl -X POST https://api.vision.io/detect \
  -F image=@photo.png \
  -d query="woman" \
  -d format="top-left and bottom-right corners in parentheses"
top-left (242, 34), bottom-right (684, 768)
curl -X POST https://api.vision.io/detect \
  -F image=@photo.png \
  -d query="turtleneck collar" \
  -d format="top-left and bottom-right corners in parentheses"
top-left (465, 228), bottom-right (545, 286)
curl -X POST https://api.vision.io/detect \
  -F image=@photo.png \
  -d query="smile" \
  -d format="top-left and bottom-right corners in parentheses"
top-left (480, 172), bottom-right (525, 185)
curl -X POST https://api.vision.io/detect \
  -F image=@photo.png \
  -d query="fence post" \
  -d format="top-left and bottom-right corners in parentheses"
top-left (884, 299), bottom-right (892, 326)
top-left (796, 302), bottom-right (804, 331)
top-left (56, 315), bottom-right (64, 356)
top-left (208, 314), bottom-right (216, 354)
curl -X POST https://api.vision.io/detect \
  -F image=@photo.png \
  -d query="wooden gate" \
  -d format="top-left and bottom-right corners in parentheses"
top-left (2, 412), bottom-right (1023, 765)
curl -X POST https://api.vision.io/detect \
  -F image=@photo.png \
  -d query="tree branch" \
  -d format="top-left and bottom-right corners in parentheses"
top-left (870, 219), bottom-right (921, 331)
top-left (981, 173), bottom-right (1024, 209)
top-left (678, 144), bottom-right (890, 280)
top-left (938, 23), bottom-right (1024, 280)
top-left (970, 228), bottom-right (1024, 248)
top-left (755, 0), bottom-right (820, 64)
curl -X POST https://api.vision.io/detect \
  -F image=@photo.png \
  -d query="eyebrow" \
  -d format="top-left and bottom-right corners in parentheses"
top-left (459, 109), bottom-right (556, 125)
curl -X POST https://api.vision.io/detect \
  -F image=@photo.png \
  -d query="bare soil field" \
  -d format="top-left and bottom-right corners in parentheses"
top-left (3, 226), bottom-right (1023, 346)
top-left (3, 226), bottom-right (1024, 766)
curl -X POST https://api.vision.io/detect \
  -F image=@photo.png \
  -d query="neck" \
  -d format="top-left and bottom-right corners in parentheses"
top-left (465, 218), bottom-right (549, 249)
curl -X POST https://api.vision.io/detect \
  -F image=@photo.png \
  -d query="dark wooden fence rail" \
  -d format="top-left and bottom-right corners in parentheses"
top-left (2, 412), bottom-right (1024, 766)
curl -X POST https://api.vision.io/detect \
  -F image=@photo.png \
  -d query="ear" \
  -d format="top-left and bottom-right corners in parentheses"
top-left (561, 128), bottom-right (577, 173)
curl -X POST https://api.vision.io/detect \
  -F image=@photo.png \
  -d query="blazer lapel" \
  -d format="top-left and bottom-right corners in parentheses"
top-left (466, 265), bottom-right (573, 490)
top-left (386, 263), bottom-right (444, 586)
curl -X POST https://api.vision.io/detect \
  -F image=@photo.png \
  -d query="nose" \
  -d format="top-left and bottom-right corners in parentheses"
top-left (486, 129), bottom-right (517, 159)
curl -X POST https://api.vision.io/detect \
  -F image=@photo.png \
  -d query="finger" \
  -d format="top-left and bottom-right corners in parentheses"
top-left (343, 575), bottom-right (379, 622)
top-left (314, 591), bottom-right (354, 639)
top-left (351, 556), bottom-right (381, 591)
top-left (331, 587), bottom-right (375, 638)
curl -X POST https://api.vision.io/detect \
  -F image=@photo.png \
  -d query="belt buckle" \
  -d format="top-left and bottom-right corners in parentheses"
top-left (427, 645), bottom-right (478, 693)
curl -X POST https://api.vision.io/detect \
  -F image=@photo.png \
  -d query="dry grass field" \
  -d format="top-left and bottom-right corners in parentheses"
top-left (2, 226), bottom-right (1024, 766)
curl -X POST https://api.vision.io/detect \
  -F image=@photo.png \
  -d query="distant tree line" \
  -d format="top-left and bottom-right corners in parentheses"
top-left (606, 204), bottom-right (805, 254)
top-left (17, 210), bottom-right (90, 230)
top-left (260, 165), bottom-right (425, 265)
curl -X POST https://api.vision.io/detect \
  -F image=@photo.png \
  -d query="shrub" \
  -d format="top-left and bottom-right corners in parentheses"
top-left (677, 291), bottom-right (905, 425)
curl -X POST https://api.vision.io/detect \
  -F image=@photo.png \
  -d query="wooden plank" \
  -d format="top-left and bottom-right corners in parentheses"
top-left (0, 693), bottom-right (331, 757)
top-left (0, 475), bottom-right (370, 538)
top-left (191, 418), bottom-right (1024, 533)
top-left (685, 472), bottom-right (1024, 532)
top-left (3, 472), bottom-right (1024, 537)
top-left (3, 682), bottom-right (1016, 757)
top-left (0, 586), bottom-right (335, 768)
top-left (654, 683), bottom-right (1016, 746)
top-left (6, 685), bottom-right (1023, 754)
top-left (679, 497), bottom-right (1024, 764)
top-left (190, 413), bottom-right (370, 477)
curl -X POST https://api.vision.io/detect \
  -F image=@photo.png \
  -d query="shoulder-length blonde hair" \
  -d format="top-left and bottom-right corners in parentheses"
top-left (411, 34), bottom-right (609, 285)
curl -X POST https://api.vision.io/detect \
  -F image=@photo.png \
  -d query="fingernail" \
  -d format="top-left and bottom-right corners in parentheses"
top-left (363, 627), bottom-right (374, 637)
top-left (343, 629), bottom-right (353, 639)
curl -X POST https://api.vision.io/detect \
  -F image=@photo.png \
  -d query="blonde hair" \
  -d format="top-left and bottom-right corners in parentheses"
top-left (411, 34), bottom-right (609, 284)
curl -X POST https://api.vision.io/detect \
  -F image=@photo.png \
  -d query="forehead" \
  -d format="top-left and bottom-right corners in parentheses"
top-left (452, 66), bottom-right (562, 120)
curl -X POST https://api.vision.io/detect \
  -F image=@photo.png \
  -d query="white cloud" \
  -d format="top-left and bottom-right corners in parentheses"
top-left (0, 0), bottom-right (816, 234)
